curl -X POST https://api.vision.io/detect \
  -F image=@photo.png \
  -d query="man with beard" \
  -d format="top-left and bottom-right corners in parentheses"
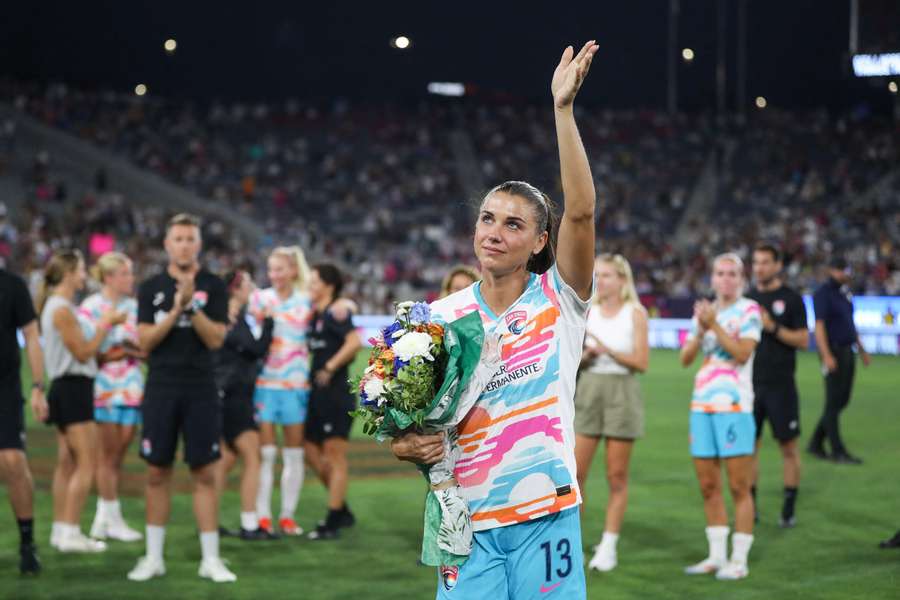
top-left (747, 243), bottom-right (808, 528)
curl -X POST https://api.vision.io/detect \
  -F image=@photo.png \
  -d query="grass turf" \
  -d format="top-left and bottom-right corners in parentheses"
top-left (1, 349), bottom-right (898, 599)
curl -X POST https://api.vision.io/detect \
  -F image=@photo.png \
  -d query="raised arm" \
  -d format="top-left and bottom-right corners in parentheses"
top-left (552, 40), bottom-right (599, 301)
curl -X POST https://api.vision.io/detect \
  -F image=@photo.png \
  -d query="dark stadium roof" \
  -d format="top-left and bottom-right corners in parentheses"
top-left (2, 1), bottom-right (897, 112)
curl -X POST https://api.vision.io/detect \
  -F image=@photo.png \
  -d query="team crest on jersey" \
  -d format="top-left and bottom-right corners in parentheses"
top-left (141, 438), bottom-right (152, 456)
top-left (440, 565), bottom-right (458, 591)
top-left (505, 310), bottom-right (528, 335)
top-left (153, 292), bottom-right (165, 306)
top-left (772, 300), bottom-right (786, 316)
top-left (192, 291), bottom-right (209, 308)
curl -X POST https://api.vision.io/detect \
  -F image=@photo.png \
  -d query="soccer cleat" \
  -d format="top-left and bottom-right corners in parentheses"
top-left (58, 531), bottom-right (107, 553)
top-left (128, 556), bottom-right (166, 581)
top-left (307, 524), bottom-right (339, 541)
top-left (338, 506), bottom-right (356, 529)
top-left (219, 525), bottom-right (239, 538)
top-left (587, 544), bottom-right (617, 572)
top-left (258, 517), bottom-right (274, 533)
top-left (684, 558), bottom-right (725, 575)
top-left (715, 561), bottom-right (749, 580)
top-left (806, 445), bottom-right (829, 460)
top-left (779, 515), bottom-right (797, 528)
top-left (19, 543), bottom-right (41, 575)
top-left (198, 557), bottom-right (237, 583)
top-left (239, 527), bottom-right (280, 541)
top-left (279, 517), bottom-right (303, 536)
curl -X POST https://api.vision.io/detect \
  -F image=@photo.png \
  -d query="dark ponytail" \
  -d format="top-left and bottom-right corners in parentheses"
top-left (481, 180), bottom-right (559, 274)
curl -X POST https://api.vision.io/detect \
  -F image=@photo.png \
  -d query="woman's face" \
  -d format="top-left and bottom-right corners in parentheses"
top-left (68, 259), bottom-right (87, 291)
top-left (233, 273), bottom-right (255, 305)
top-left (105, 261), bottom-right (135, 296)
top-left (447, 272), bottom-right (477, 295)
top-left (473, 191), bottom-right (546, 275)
top-left (712, 258), bottom-right (744, 299)
top-left (267, 254), bottom-right (296, 292)
top-left (594, 260), bottom-right (623, 301)
top-left (308, 270), bottom-right (331, 303)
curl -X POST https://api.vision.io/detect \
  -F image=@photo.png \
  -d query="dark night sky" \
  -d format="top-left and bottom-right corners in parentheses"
top-left (1, 1), bottom-right (897, 112)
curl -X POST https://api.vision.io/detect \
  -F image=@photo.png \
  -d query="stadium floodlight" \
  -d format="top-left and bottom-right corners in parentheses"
top-left (889, 81), bottom-right (898, 94)
top-left (427, 82), bottom-right (465, 97)
top-left (755, 96), bottom-right (767, 109)
top-left (134, 84), bottom-right (148, 97)
top-left (391, 35), bottom-right (411, 50)
top-left (681, 48), bottom-right (695, 62)
top-left (164, 38), bottom-right (177, 53)
top-left (851, 53), bottom-right (900, 77)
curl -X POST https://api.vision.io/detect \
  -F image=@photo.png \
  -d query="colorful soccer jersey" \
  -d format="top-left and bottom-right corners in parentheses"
top-left (249, 288), bottom-right (313, 390)
top-left (79, 293), bottom-right (144, 408)
top-left (430, 265), bottom-right (591, 532)
top-left (688, 297), bottom-right (762, 414)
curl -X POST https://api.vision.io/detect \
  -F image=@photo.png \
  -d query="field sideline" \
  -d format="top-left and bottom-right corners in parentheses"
top-left (1, 349), bottom-right (898, 599)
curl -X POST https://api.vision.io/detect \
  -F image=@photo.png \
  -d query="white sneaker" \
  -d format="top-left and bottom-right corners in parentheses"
top-left (587, 544), bottom-right (617, 572)
top-left (58, 530), bottom-right (107, 553)
top-left (89, 516), bottom-right (106, 539)
top-left (684, 557), bottom-right (725, 575)
top-left (715, 561), bottom-right (749, 580)
top-left (50, 531), bottom-right (61, 550)
top-left (105, 520), bottom-right (144, 542)
top-left (198, 557), bottom-right (237, 583)
top-left (128, 556), bottom-right (166, 581)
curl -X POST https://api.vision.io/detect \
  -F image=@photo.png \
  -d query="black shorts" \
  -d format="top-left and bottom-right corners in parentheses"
top-left (0, 375), bottom-right (26, 450)
top-left (220, 382), bottom-right (258, 447)
top-left (140, 378), bottom-right (222, 468)
top-left (305, 384), bottom-right (354, 444)
top-left (47, 375), bottom-right (95, 431)
top-left (753, 379), bottom-right (801, 441)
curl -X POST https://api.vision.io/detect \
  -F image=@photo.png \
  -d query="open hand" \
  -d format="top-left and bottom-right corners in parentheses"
top-left (30, 388), bottom-right (48, 422)
top-left (552, 40), bottom-right (599, 109)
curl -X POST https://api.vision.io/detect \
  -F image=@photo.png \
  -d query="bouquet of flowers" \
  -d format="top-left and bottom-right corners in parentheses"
top-left (353, 301), bottom-right (500, 567)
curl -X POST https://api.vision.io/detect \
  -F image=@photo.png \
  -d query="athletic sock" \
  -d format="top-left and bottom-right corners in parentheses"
top-left (782, 486), bottom-right (798, 520)
top-left (146, 525), bottom-right (166, 561)
top-left (51, 521), bottom-right (63, 543)
top-left (99, 498), bottom-right (121, 522)
top-left (17, 518), bottom-right (34, 546)
top-left (324, 509), bottom-right (342, 530)
top-left (199, 530), bottom-right (219, 561)
top-left (279, 447), bottom-right (305, 519)
top-left (257, 445), bottom-right (278, 519)
top-left (731, 532), bottom-right (754, 566)
top-left (599, 531), bottom-right (619, 552)
top-left (706, 526), bottom-right (730, 564)
top-left (240, 511), bottom-right (258, 531)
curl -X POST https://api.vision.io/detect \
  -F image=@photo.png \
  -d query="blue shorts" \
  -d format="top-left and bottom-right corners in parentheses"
top-left (253, 388), bottom-right (309, 426)
top-left (690, 411), bottom-right (756, 458)
top-left (94, 405), bottom-right (142, 427)
top-left (436, 508), bottom-right (586, 600)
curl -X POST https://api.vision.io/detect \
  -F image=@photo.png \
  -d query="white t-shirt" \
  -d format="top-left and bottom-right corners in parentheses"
top-left (430, 264), bottom-right (591, 532)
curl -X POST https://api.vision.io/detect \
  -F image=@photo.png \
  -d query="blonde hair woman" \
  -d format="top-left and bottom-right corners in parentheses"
top-left (247, 245), bottom-right (315, 536)
top-left (574, 254), bottom-right (649, 572)
top-left (439, 265), bottom-right (480, 298)
top-left (40, 250), bottom-right (126, 553)
top-left (680, 253), bottom-right (761, 581)
top-left (79, 252), bottom-right (144, 543)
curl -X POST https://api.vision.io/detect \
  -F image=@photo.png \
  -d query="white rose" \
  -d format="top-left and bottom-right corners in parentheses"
top-left (391, 331), bottom-right (434, 362)
top-left (364, 377), bottom-right (385, 401)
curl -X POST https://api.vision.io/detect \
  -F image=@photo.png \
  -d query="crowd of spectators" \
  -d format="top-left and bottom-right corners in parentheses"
top-left (2, 81), bottom-right (898, 315)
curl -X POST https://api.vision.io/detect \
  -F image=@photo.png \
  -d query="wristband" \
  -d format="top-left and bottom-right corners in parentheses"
top-left (183, 305), bottom-right (196, 316)
top-left (32, 382), bottom-right (44, 391)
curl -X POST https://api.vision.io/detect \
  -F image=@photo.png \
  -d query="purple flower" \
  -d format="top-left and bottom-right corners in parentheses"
top-left (393, 356), bottom-right (410, 375)
top-left (409, 302), bottom-right (431, 324)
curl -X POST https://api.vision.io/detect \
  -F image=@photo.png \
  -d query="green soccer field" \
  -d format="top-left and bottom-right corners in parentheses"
top-left (1, 349), bottom-right (898, 599)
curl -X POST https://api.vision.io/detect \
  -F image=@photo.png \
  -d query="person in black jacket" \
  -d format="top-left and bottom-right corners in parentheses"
top-left (213, 270), bottom-right (277, 540)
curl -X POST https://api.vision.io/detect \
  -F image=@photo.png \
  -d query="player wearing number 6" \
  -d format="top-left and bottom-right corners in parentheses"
top-left (390, 40), bottom-right (599, 600)
top-left (680, 253), bottom-right (762, 580)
